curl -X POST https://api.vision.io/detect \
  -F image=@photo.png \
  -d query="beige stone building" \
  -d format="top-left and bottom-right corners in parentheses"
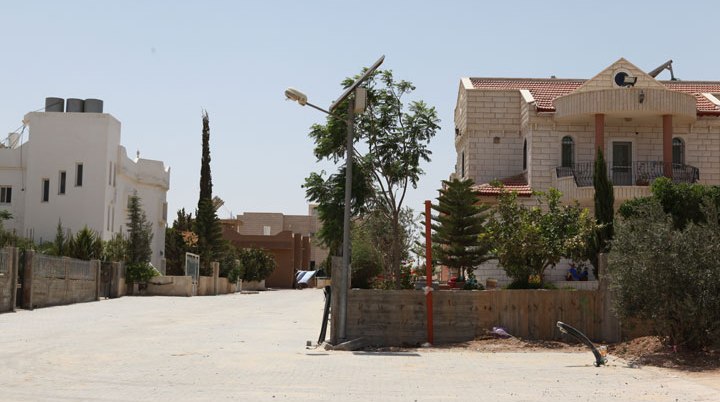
top-left (454, 58), bottom-right (720, 208)
top-left (219, 205), bottom-right (328, 289)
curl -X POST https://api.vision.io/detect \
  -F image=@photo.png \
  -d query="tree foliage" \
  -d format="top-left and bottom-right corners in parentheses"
top-left (430, 178), bottom-right (491, 280)
top-left (304, 68), bottom-right (439, 288)
top-left (488, 189), bottom-right (597, 287)
top-left (609, 199), bottom-right (720, 350)
top-left (351, 205), bottom-right (415, 288)
top-left (589, 149), bottom-right (615, 277)
top-left (619, 177), bottom-right (720, 229)
top-left (126, 193), bottom-right (153, 265)
top-left (67, 226), bottom-right (103, 260)
top-left (195, 111), bottom-right (224, 275)
top-left (237, 248), bottom-right (276, 282)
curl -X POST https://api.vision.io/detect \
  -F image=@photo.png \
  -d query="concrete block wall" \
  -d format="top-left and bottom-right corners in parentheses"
top-left (346, 287), bottom-right (621, 346)
top-left (24, 252), bottom-right (100, 309)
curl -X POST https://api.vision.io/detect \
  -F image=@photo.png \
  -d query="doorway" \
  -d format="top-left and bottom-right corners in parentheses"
top-left (612, 142), bottom-right (633, 185)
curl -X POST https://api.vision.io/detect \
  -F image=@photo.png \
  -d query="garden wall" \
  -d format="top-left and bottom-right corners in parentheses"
top-left (345, 270), bottom-right (625, 346)
top-left (0, 247), bottom-right (19, 313)
top-left (145, 276), bottom-right (194, 297)
top-left (23, 251), bottom-right (100, 309)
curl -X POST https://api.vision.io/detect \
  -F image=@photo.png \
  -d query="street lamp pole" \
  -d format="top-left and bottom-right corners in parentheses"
top-left (285, 55), bottom-right (384, 344)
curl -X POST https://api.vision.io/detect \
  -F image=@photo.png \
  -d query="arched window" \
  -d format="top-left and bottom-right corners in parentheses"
top-left (561, 136), bottom-right (575, 168)
top-left (672, 138), bottom-right (684, 166)
top-left (523, 139), bottom-right (527, 170)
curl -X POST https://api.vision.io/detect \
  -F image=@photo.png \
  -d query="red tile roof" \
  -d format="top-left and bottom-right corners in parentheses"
top-left (663, 82), bottom-right (720, 115)
top-left (472, 174), bottom-right (533, 197)
top-left (469, 78), bottom-right (720, 115)
top-left (469, 78), bottom-right (584, 112)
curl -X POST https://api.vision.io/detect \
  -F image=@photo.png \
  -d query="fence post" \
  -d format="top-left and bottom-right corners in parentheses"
top-left (22, 250), bottom-right (34, 310)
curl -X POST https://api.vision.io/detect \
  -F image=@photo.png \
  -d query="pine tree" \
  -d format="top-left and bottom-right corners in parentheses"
top-left (195, 111), bottom-right (223, 275)
top-left (430, 178), bottom-right (491, 280)
top-left (127, 193), bottom-right (153, 265)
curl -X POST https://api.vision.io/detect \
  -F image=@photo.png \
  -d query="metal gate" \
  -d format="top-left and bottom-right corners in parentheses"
top-left (185, 252), bottom-right (200, 296)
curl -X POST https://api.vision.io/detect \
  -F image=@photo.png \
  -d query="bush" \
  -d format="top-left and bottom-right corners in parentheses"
top-left (609, 200), bottom-right (720, 350)
top-left (126, 262), bottom-right (158, 283)
top-left (237, 248), bottom-right (276, 282)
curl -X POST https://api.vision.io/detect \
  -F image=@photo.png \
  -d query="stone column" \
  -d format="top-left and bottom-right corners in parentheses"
top-left (663, 114), bottom-right (673, 178)
top-left (211, 261), bottom-right (219, 296)
top-left (594, 114), bottom-right (605, 156)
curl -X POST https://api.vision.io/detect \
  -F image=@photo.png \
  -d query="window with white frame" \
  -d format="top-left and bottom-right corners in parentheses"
top-left (58, 171), bottom-right (66, 195)
top-left (75, 163), bottom-right (84, 187)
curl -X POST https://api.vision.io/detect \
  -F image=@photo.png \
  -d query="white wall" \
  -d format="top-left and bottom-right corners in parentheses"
top-left (1, 109), bottom-right (169, 268)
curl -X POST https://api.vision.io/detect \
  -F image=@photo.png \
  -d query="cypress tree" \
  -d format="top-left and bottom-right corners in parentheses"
top-left (430, 178), bottom-right (491, 280)
top-left (592, 148), bottom-right (614, 275)
top-left (195, 111), bottom-right (223, 275)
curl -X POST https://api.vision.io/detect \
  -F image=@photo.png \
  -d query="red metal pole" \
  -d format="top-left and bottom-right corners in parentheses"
top-left (424, 200), bottom-right (434, 345)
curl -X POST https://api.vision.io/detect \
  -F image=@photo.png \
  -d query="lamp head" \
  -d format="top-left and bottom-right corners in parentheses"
top-left (284, 88), bottom-right (308, 106)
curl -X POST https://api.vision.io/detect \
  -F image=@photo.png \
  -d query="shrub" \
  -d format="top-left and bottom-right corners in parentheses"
top-left (237, 248), bottom-right (276, 282)
top-left (126, 262), bottom-right (158, 283)
top-left (608, 200), bottom-right (720, 350)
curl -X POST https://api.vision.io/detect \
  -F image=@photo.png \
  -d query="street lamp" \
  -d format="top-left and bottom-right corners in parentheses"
top-left (285, 55), bottom-right (384, 343)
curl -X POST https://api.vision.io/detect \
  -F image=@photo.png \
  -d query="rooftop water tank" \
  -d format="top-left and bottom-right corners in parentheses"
top-left (66, 98), bottom-right (85, 113)
top-left (45, 97), bottom-right (64, 112)
top-left (84, 98), bottom-right (104, 113)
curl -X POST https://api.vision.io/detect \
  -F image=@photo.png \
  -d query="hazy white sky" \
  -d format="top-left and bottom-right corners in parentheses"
top-left (2, 0), bottom-right (719, 219)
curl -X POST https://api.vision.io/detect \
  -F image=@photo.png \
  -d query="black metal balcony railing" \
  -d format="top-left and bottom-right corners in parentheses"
top-left (556, 161), bottom-right (699, 187)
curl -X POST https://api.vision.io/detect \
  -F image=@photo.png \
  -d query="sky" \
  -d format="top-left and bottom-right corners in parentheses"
top-left (2, 0), bottom-right (720, 220)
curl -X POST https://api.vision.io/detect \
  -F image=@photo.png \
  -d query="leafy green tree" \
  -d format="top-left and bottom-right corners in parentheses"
top-left (67, 226), bottom-right (103, 260)
top-left (0, 210), bottom-right (13, 247)
top-left (620, 177), bottom-right (720, 229)
top-left (304, 69), bottom-right (440, 288)
top-left (430, 178), bottom-right (491, 280)
top-left (609, 200), bottom-right (720, 350)
top-left (350, 205), bottom-right (415, 288)
top-left (489, 189), bottom-right (597, 287)
top-left (195, 111), bottom-right (223, 275)
top-left (103, 232), bottom-right (127, 262)
top-left (164, 209), bottom-right (195, 275)
top-left (237, 248), bottom-right (276, 282)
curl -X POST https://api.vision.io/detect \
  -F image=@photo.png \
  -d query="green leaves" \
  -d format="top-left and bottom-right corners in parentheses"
top-left (489, 189), bottom-right (597, 286)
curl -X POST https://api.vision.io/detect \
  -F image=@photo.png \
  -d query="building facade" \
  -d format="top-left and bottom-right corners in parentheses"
top-left (220, 205), bottom-right (328, 289)
top-left (0, 98), bottom-right (170, 269)
top-left (454, 58), bottom-right (720, 208)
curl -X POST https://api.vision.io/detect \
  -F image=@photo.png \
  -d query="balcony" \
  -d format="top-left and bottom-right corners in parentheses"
top-left (556, 161), bottom-right (699, 187)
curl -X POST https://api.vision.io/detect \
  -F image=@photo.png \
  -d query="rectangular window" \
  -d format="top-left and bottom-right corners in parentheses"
top-left (461, 151), bottom-right (465, 178)
top-left (75, 163), bottom-right (83, 187)
top-left (0, 186), bottom-right (11, 204)
top-left (162, 202), bottom-right (168, 221)
top-left (263, 226), bottom-right (271, 236)
top-left (42, 179), bottom-right (50, 202)
top-left (58, 171), bottom-right (66, 195)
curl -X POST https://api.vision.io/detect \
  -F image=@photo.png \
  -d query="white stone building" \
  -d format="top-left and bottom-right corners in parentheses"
top-left (0, 98), bottom-right (170, 269)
